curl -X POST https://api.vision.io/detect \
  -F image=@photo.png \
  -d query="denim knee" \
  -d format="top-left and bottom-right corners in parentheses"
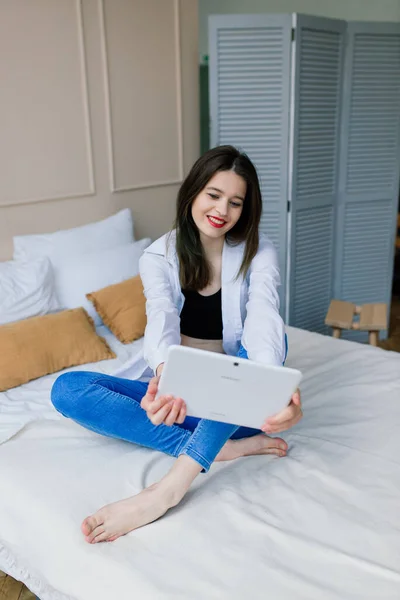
top-left (51, 371), bottom-right (94, 417)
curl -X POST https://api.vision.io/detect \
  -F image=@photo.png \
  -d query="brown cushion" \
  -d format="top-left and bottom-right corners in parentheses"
top-left (86, 275), bottom-right (147, 344)
top-left (0, 307), bottom-right (116, 392)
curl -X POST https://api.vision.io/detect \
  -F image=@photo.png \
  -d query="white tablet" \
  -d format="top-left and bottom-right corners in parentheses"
top-left (156, 345), bottom-right (302, 429)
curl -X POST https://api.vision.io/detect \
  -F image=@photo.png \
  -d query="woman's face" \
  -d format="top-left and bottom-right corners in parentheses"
top-left (191, 170), bottom-right (246, 242)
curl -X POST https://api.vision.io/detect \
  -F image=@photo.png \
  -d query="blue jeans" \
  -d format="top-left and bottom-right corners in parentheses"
top-left (51, 339), bottom-right (288, 472)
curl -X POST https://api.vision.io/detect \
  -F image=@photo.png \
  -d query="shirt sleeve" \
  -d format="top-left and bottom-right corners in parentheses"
top-left (139, 252), bottom-right (181, 373)
top-left (241, 239), bottom-right (286, 366)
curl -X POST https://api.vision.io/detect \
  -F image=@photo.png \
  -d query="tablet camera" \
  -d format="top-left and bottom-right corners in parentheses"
top-left (233, 362), bottom-right (239, 366)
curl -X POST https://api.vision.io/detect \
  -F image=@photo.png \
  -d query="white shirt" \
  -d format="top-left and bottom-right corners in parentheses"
top-left (139, 230), bottom-right (286, 374)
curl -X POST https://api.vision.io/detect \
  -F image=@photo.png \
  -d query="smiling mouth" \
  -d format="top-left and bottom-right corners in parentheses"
top-left (207, 215), bottom-right (226, 228)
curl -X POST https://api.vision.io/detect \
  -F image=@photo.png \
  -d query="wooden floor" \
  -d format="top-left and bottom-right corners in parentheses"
top-left (0, 571), bottom-right (35, 600)
top-left (378, 295), bottom-right (400, 352)
top-left (1, 297), bottom-right (399, 600)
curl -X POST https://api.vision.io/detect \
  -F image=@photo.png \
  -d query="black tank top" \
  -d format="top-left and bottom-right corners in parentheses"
top-left (180, 288), bottom-right (223, 340)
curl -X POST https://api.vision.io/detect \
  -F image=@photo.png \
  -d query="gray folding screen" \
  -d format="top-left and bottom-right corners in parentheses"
top-left (209, 14), bottom-right (292, 313)
top-left (209, 14), bottom-right (400, 334)
top-left (334, 22), bottom-right (400, 340)
top-left (289, 16), bottom-right (346, 333)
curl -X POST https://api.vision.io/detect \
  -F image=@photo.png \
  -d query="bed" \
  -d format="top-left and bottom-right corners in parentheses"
top-left (1, 324), bottom-right (399, 600)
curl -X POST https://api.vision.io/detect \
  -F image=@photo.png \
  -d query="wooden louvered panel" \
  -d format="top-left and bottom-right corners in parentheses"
top-left (260, 210), bottom-right (280, 256)
top-left (341, 201), bottom-right (394, 304)
top-left (289, 16), bottom-right (345, 331)
top-left (209, 14), bottom-right (292, 314)
top-left (296, 29), bottom-right (341, 199)
top-left (335, 23), bottom-right (400, 340)
top-left (216, 26), bottom-right (288, 206)
top-left (291, 205), bottom-right (334, 333)
top-left (346, 35), bottom-right (400, 195)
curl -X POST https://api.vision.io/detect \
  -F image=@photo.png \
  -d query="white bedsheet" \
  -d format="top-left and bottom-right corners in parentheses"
top-left (0, 327), bottom-right (399, 600)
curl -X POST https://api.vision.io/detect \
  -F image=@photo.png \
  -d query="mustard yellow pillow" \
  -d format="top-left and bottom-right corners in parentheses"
top-left (0, 308), bottom-right (116, 392)
top-left (86, 275), bottom-right (147, 344)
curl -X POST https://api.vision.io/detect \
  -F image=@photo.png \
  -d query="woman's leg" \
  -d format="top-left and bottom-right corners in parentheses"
top-left (62, 344), bottom-right (287, 544)
top-left (51, 372), bottom-right (207, 543)
top-left (51, 371), bottom-right (194, 459)
top-left (52, 370), bottom-right (263, 473)
top-left (78, 413), bottom-right (287, 544)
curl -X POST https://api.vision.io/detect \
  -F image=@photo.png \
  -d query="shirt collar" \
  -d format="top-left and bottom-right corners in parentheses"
top-left (144, 229), bottom-right (245, 279)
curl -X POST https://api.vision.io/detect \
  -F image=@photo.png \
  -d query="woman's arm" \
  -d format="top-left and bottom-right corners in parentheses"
top-left (139, 253), bottom-right (188, 426)
top-left (139, 252), bottom-right (181, 374)
top-left (241, 238), bottom-right (286, 366)
top-left (241, 238), bottom-right (303, 432)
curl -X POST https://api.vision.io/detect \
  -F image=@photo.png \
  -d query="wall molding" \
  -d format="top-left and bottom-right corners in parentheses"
top-left (0, 0), bottom-right (95, 208)
top-left (99, 0), bottom-right (184, 193)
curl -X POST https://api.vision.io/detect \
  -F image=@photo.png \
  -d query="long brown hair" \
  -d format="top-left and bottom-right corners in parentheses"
top-left (175, 145), bottom-right (262, 290)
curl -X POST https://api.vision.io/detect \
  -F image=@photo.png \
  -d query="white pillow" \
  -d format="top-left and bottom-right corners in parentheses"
top-left (0, 257), bottom-right (59, 325)
top-left (54, 238), bottom-right (151, 325)
top-left (13, 208), bottom-right (134, 266)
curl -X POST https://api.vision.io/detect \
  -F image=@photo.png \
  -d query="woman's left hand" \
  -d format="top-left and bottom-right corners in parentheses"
top-left (261, 389), bottom-right (302, 434)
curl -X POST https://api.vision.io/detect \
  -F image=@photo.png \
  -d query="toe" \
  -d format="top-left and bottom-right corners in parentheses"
top-left (81, 513), bottom-right (103, 537)
top-left (269, 448), bottom-right (286, 457)
top-left (86, 524), bottom-right (105, 544)
top-left (273, 437), bottom-right (288, 450)
top-left (92, 530), bottom-right (113, 544)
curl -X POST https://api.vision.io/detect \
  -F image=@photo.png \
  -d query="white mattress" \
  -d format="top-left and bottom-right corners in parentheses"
top-left (0, 327), bottom-right (399, 600)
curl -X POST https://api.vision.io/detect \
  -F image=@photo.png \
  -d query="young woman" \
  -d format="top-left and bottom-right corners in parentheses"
top-left (51, 145), bottom-right (302, 544)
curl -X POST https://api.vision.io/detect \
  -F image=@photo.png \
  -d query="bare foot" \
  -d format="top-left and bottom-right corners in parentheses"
top-left (81, 437), bottom-right (286, 544)
top-left (82, 455), bottom-right (202, 544)
top-left (216, 434), bottom-right (287, 462)
top-left (81, 482), bottom-right (178, 544)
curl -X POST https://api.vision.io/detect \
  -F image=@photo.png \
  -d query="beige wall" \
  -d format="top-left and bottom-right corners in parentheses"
top-left (199, 0), bottom-right (400, 58)
top-left (0, 0), bottom-right (199, 261)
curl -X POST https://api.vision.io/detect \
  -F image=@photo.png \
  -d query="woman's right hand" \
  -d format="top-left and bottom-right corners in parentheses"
top-left (140, 375), bottom-right (187, 426)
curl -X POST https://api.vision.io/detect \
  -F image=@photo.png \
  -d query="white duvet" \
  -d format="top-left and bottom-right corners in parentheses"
top-left (0, 327), bottom-right (399, 600)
